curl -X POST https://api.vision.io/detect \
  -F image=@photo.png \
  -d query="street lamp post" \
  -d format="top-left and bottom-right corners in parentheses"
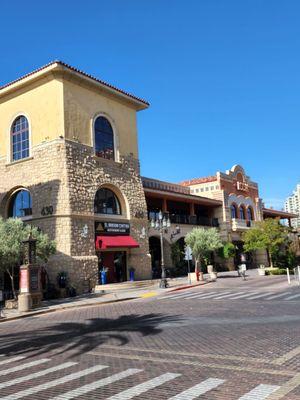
top-left (150, 211), bottom-right (180, 288)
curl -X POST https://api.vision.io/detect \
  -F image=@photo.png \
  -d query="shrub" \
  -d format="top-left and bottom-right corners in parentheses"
top-left (265, 268), bottom-right (294, 276)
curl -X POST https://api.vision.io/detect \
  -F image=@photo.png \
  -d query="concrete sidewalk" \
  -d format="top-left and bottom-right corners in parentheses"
top-left (0, 276), bottom-right (207, 322)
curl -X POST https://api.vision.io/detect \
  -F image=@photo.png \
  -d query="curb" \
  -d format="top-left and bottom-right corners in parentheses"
top-left (0, 297), bottom-right (136, 323)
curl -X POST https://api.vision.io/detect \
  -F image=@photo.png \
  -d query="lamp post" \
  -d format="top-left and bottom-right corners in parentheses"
top-left (150, 211), bottom-right (180, 288)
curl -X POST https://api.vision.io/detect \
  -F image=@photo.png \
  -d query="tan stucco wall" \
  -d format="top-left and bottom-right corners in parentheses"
top-left (62, 79), bottom-right (139, 159)
top-left (0, 76), bottom-right (64, 159)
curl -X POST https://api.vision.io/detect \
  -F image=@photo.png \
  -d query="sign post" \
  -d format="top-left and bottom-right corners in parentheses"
top-left (184, 246), bottom-right (193, 285)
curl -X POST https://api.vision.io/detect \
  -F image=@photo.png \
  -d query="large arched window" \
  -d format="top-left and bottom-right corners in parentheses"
top-left (247, 206), bottom-right (254, 221)
top-left (8, 190), bottom-right (32, 218)
top-left (94, 188), bottom-right (121, 215)
top-left (239, 205), bottom-right (246, 220)
top-left (231, 204), bottom-right (237, 219)
top-left (11, 116), bottom-right (30, 161)
top-left (94, 116), bottom-right (115, 160)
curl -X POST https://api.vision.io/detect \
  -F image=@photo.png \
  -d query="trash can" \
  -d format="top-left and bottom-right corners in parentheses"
top-left (129, 268), bottom-right (135, 282)
top-left (101, 270), bottom-right (107, 285)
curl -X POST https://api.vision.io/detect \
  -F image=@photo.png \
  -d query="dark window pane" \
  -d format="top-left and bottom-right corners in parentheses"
top-left (94, 188), bottom-right (121, 215)
top-left (11, 116), bottom-right (29, 161)
top-left (94, 116), bottom-right (114, 160)
top-left (8, 190), bottom-right (32, 218)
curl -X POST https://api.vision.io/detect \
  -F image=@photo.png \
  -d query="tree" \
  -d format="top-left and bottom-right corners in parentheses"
top-left (242, 218), bottom-right (288, 268)
top-left (218, 242), bottom-right (236, 260)
top-left (185, 227), bottom-right (223, 273)
top-left (0, 218), bottom-right (56, 299)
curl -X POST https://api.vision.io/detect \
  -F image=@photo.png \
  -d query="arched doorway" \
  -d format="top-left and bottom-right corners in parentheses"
top-left (149, 236), bottom-right (161, 279)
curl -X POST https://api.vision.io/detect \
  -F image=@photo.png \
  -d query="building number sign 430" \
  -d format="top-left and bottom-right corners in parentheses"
top-left (41, 206), bottom-right (54, 216)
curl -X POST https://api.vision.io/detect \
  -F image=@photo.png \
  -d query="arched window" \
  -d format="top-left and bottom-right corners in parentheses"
top-left (94, 116), bottom-right (115, 160)
top-left (231, 204), bottom-right (237, 219)
top-left (8, 190), bottom-right (32, 218)
top-left (239, 205), bottom-right (246, 220)
top-left (11, 116), bottom-right (30, 161)
top-left (94, 188), bottom-right (121, 215)
top-left (247, 206), bottom-right (254, 221)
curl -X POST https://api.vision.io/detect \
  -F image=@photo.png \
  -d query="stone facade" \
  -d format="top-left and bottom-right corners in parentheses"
top-left (0, 138), bottom-right (151, 293)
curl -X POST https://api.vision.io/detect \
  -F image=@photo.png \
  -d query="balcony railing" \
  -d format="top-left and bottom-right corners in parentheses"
top-left (148, 212), bottom-right (219, 227)
top-left (231, 218), bottom-right (253, 231)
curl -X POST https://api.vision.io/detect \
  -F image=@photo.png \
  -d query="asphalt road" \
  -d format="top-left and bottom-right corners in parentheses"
top-left (0, 274), bottom-right (300, 399)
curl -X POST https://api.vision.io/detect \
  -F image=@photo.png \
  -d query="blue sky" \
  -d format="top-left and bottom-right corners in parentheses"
top-left (1, 1), bottom-right (299, 209)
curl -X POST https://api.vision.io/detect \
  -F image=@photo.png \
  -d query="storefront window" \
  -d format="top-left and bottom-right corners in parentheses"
top-left (94, 116), bottom-right (115, 160)
top-left (94, 188), bottom-right (121, 215)
top-left (8, 190), bottom-right (32, 218)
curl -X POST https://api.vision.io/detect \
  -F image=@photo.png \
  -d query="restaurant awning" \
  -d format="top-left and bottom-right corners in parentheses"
top-left (95, 235), bottom-right (140, 250)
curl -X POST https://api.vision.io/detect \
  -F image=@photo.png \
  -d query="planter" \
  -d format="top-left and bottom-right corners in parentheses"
top-left (258, 269), bottom-right (266, 276)
top-left (209, 271), bottom-right (218, 280)
top-left (207, 265), bottom-right (214, 274)
top-left (5, 299), bottom-right (18, 309)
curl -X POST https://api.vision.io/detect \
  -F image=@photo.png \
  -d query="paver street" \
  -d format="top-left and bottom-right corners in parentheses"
top-left (0, 275), bottom-right (300, 399)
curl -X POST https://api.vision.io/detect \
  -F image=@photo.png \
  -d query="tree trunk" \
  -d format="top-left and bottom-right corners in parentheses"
top-left (269, 250), bottom-right (274, 268)
top-left (6, 266), bottom-right (16, 299)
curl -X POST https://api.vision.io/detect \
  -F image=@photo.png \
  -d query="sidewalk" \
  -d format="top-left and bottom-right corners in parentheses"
top-left (0, 276), bottom-right (207, 322)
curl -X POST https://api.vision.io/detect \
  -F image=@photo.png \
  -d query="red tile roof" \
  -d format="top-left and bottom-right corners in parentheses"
top-left (180, 176), bottom-right (217, 186)
top-left (0, 60), bottom-right (149, 106)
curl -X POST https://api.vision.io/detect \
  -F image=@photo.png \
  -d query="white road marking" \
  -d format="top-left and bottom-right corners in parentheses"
top-left (238, 384), bottom-right (280, 399)
top-left (0, 356), bottom-right (25, 366)
top-left (212, 291), bottom-right (246, 299)
top-left (108, 372), bottom-right (180, 400)
top-left (163, 291), bottom-right (218, 300)
top-left (225, 292), bottom-right (260, 300)
top-left (51, 368), bottom-right (142, 400)
top-left (284, 292), bottom-right (300, 300)
top-left (246, 293), bottom-right (276, 300)
top-left (265, 292), bottom-right (289, 300)
top-left (168, 378), bottom-right (225, 399)
top-left (185, 291), bottom-right (232, 300)
top-left (0, 361), bottom-right (77, 390)
top-left (1, 364), bottom-right (108, 400)
top-left (0, 358), bottom-right (50, 376)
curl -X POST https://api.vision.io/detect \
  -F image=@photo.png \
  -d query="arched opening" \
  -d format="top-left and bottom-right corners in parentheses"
top-left (94, 116), bottom-right (115, 160)
top-left (11, 115), bottom-right (30, 161)
top-left (8, 189), bottom-right (32, 219)
top-left (231, 203), bottom-right (238, 219)
top-left (239, 205), bottom-right (246, 220)
top-left (247, 206), bottom-right (254, 221)
top-left (149, 236), bottom-right (161, 278)
top-left (94, 187), bottom-right (121, 215)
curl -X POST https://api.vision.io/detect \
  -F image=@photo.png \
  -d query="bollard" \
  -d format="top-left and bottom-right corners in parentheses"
top-left (287, 268), bottom-right (291, 285)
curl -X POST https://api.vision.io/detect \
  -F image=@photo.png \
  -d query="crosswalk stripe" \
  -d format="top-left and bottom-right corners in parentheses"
top-left (185, 291), bottom-right (232, 300)
top-left (163, 291), bottom-right (217, 300)
top-left (0, 361), bottom-right (77, 390)
top-left (168, 378), bottom-right (225, 399)
top-left (238, 383), bottom-right (280, 399)
top-left (108, 372), bottom-right (180, 400)
top-left (266, 292), bottom-right (289, 300)
top-left (0, 358), bottom-right (50, 376)
top-left (0, 356), bottom-right (25, 366)
top-left (50, 368), bottom-right (142, 400)
top-left (245, 293), bottom-right (274, 300)
top-left (284, 292), bottom-right (300, 300)
top-left (212, 291), bottom-right (246, 299)
top-left (1, 364), bottom-right (108, 400)
top-left (225, 292), bottom-right (260, 300)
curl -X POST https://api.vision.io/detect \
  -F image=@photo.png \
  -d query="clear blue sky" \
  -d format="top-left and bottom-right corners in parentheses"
top-left (1, 1), bottom-right (299, 209)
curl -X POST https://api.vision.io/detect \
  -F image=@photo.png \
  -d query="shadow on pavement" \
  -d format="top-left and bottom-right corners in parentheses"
top-left (0, 313), bottom-right (182, 359)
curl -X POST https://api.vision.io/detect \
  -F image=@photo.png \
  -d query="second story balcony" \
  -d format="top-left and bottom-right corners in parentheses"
top-left (231, 218), bottom-right (253, 231)
top-left (149, 212), bottom-right (219, 228)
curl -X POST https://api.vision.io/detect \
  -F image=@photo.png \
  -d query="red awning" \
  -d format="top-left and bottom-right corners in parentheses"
top-left (96, 235), bottom-right (140, 250)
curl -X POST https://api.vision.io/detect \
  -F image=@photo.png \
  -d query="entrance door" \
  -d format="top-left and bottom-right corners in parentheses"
top-left (98, 251), bottom-right (127, 284)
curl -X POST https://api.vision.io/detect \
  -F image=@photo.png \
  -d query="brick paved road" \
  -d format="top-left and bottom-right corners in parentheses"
top-left (0, 281), bottom-right (299, 399)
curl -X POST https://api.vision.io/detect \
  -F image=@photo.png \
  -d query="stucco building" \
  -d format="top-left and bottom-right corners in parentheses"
top-left (0, 61), bottom-right (152, 294)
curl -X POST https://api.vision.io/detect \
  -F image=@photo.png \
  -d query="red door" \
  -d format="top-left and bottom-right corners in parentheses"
top-left (101, 252), bottom-right (116, 283)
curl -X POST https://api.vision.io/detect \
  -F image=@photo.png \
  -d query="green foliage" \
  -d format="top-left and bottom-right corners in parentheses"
top-left (185, 227), bottom-right (223, 268)
top-left (218, 242), bottom-right (236, 259)
top-left (0, 217), bottom-right (56, 298)
top-left (170, 241), bottom-right (182, 267)
top-left (242, 219), bottom-right (288, 267)
top-left (265, 268), bottom-right (294, 276)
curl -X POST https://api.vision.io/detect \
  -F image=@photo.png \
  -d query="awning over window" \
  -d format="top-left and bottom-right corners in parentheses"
top-left (95, 235), bottom-right (140, 250)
